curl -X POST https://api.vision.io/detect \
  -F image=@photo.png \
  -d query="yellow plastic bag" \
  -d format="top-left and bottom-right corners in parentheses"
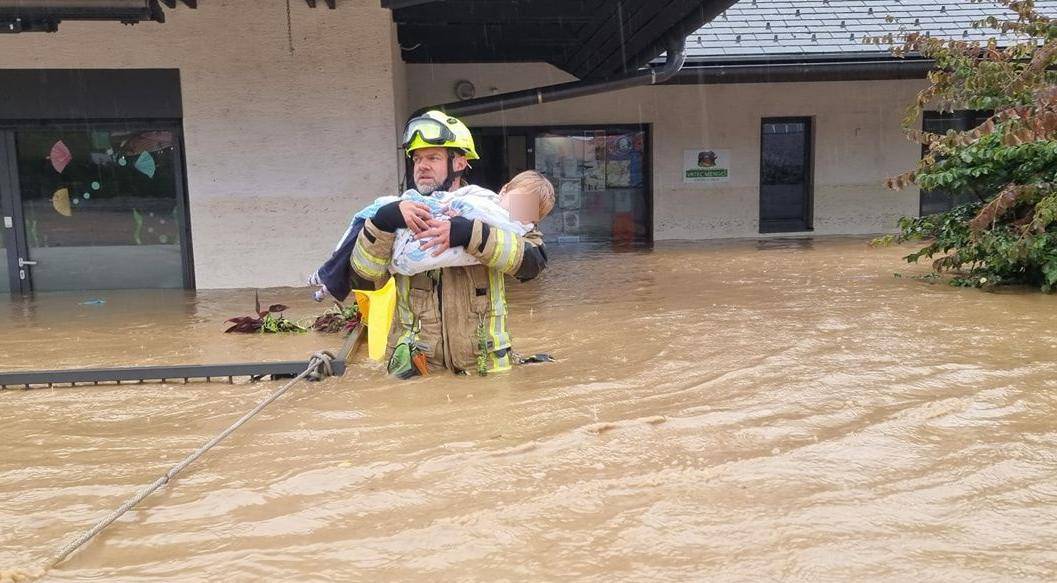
top-left (352, 277), bottom-right (396, 361)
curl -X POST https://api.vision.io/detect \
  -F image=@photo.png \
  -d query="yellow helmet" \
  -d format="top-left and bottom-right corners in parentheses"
top-left (402, 110), bottom-right (479, 160)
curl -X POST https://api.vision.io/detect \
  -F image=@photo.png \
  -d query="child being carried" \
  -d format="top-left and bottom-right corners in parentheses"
top-left (310, 170), bottom-right (555, 301)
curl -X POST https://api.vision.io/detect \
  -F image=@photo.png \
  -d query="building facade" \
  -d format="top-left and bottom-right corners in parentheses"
top-left (0, 0), bottom-right (1050, 291)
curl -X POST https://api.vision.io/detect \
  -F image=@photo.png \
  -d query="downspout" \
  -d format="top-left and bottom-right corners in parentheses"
top-left (418, 36), bottom-right (688, 119)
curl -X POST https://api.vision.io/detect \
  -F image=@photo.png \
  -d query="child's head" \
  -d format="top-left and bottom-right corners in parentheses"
top-left (499, 170), bottom-right (555, 224)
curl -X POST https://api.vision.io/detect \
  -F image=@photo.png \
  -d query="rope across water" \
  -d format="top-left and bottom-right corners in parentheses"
top-left (47, 350), bottom-right (337, 569)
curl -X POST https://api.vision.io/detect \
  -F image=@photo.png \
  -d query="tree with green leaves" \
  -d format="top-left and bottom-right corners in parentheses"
top-left (881, 0), bottom-right (1057, 291)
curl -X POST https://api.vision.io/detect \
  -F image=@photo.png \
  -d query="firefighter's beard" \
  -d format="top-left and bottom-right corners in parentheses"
top-left (414, 175), bottom-right (443, 196)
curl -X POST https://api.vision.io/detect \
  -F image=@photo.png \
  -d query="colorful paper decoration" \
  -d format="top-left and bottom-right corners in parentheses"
top-left (134, 152), bottom-right (156, 178)
top-left (49, 141), bottom-right (72, 174)
top-left (122, 131), bottom-right (174, 155)
top-left (132, 208), bottom-right (143, 245)
top-left (51, 187), bottom-right (72, 217)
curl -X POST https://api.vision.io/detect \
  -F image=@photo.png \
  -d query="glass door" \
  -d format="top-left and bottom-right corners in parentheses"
top-left (759, 117), bottom-right (813, 233)
top-left (470, 124), bottom-right (652, 245)
top-left (2, 122), bottom-right (191, 293)
top-left (533, 127), bottom-right (650, 244)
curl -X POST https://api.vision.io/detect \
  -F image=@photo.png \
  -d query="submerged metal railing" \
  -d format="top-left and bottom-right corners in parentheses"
top-left (0, 325), bottom-right (364, 390)
top-left (0, 360), bottom-right (348, 389)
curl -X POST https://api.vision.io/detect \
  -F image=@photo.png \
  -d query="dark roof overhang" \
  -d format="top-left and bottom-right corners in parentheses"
top-left (382, 0), bottom-right (737, 80)
top-left (0, 0), bottom-right (196, 33)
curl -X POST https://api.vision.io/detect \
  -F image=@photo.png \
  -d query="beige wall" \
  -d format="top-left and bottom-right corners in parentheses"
top-left (408, 63), bottom-right (924, 240)
top-left (390, 22), bottom-right (410, 181)
top-left (0, 0), bottom-right (402, 289)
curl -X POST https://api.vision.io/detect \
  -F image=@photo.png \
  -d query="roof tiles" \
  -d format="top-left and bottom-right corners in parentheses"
top-left (683, 0), bottom-right (1057, 61)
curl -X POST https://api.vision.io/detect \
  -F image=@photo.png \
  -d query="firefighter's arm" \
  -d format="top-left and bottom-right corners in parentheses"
top-left (450, 217), bottom-right (549, 281)
top-left (349, 202), bottom-right (402, 282)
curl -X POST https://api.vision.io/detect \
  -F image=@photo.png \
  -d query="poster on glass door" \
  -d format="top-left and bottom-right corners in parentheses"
top-left (683, 149), bottom-right (730, 184)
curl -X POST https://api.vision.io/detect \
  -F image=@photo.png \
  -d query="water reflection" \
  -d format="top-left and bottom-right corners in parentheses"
top-left (755, 237), bottom-right (814, 251)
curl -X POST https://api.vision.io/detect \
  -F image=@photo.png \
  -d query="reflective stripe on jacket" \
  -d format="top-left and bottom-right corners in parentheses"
top-left (351, 218), bottom-right (547, 373)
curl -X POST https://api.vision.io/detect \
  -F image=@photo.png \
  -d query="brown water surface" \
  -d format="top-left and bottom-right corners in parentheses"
top-left (2, 238), bottom-right (1056, 582)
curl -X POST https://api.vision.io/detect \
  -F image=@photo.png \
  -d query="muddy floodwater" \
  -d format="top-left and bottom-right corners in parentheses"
top-left (2, 237), bottom-right (1056, 582)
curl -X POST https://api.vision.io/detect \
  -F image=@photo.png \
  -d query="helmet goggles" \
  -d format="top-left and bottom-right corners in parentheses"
top-left (401, 116), bottom-right (457, 150)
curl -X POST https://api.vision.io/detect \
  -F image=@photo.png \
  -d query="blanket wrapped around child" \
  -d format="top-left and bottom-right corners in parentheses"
top-left (309, 185), bottom-right (530, 301)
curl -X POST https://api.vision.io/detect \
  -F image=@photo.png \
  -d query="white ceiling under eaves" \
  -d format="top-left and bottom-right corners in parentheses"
top-left (672, 0), bottom-right (1057, 62)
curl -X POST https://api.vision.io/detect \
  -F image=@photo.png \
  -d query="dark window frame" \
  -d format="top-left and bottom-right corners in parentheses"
top-left (920, 109), bottom-right (992, 216)
top-left (0, 118), bottom-right (195, 293)
top-left (0, 132), bottom-right (26, 294)
top-left (0, 69), bottom-right (182, 121)
top-left (758, 116), bottom-right (815, 234)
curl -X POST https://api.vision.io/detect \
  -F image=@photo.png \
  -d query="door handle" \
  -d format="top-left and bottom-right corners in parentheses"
top-left (18, 257), bottom-right (37, 267)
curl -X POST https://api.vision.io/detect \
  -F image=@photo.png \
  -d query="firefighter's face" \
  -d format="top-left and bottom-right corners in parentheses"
top-left (412, 148), bottom-right (467, 194)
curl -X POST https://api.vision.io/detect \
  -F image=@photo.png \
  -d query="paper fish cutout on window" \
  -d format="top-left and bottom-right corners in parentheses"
top-left (134, 152), bottom-right (156, 178)
top-left (51, 187), bottom-right (72, 217)
top-left (49, 141), bottom-right (72, 174)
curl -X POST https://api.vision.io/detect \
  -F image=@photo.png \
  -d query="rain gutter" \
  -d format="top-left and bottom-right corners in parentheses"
top-left (663, 57), bottom-right (935, 85)
top-left (422, 36), bottom-right (689, 118)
